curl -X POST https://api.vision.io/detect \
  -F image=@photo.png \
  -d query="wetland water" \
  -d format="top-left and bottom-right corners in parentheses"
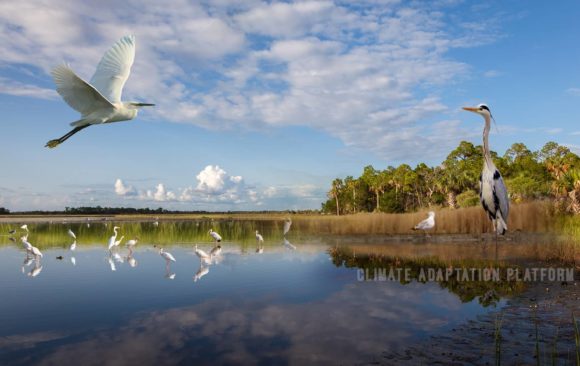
top-left (0, 220), bottom-right (573, 365)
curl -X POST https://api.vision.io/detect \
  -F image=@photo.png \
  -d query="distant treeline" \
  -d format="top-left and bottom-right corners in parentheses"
top-left (322, 141), bottom-right (580, 215)
top-left (0, 206), bottom-right (315, 216)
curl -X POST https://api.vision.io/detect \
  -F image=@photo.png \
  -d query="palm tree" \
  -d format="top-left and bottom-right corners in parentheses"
top-left (330, 178), bottom-right (343, 216)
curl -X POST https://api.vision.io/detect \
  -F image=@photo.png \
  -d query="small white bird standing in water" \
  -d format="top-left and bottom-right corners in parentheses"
top-left (107, 226), bottom-right (121, 250)
top-left (412, 211), bottom-right (435, 235)
top-left (209, 229), bottom-right (222, 243)
top-left (158, 248), bottom-right (176, 263)
top-left (283, 218), bottom-right (292, 236)
top-left (255, 230), bottom-right (264, 243)
top-left (21, 225), bottom-right (29, 232)
top-left (46, 35), bottom-right (154, 148)
top-left (194, 245), bottom-right (211, 265)
top-left (463, 104), bottom-right (509, 236)
top-left (21, 237), bottom-right (43, 258)
top-left (125, 238), bottom-right (138, 254)
top-left (68, 229), bottom-right (76, 240)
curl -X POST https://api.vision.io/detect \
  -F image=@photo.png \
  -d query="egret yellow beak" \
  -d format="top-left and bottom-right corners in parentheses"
top-left (462, 107), bottom-right (478, 112)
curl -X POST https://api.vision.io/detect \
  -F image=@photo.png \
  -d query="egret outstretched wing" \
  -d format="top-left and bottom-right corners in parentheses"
top-left (51, 64), bottom-right (113, 116)
top-left (89, 35), bottom-right (135, 103)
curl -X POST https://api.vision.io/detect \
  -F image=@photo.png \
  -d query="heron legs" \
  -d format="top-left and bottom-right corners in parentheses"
top-left (45, 125), bottom-right (90, 148)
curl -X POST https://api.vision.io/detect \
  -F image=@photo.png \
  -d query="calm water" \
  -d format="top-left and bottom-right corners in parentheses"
top-left (0, 220), bottom-right (510, 365)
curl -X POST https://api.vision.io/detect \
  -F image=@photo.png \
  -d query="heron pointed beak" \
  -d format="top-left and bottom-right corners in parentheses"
top-left (462, 107), bottom-right (478, 112)
top-left (131, 103), bottom-right (155, 107)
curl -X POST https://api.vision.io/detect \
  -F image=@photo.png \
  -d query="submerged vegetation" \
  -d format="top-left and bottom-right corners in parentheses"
top-left (322, 140), bottom-right (580, 216)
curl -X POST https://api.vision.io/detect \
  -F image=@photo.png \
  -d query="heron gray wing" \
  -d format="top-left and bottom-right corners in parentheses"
top-left (493, 171), bottom-right (509, 220)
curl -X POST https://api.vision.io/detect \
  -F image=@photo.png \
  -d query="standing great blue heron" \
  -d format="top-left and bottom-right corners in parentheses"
top-left (463, 104), bottom-right (509, 236)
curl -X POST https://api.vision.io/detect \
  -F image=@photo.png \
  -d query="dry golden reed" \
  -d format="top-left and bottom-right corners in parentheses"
top-left (292, 201), bottom-right (555, 236)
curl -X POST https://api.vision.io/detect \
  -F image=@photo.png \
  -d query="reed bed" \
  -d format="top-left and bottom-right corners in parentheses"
top-left (292, 201), bottom-right (555, 236)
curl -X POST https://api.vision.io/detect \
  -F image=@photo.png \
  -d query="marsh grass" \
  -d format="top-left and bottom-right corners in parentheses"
top-left (292, 201), bottom-right (555, 236)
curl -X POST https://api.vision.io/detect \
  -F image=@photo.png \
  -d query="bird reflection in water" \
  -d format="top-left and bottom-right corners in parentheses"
top-left (282, 238), bottom-right (296, 251)
top-left (28, 258), bottom-right (43, 278)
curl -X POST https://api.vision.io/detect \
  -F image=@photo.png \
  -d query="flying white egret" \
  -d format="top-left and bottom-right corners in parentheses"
top-left (107, 226), bottom-right (121, 250)
top-left (463, 104), bottom-right (509, 235)
top-left (194, 244), bottom-right (211, 264)
top-left (283, 218), bottom-right (292, 236)
top-left (255, 230), bottom-right (264, 243)
top-left (412, 211), bottom-right (435, 235)
top-left (68, 229), bottom-right (76, 240)
top-left (209, 229), bottom-right (222, 243)
top-left (159, 248), bottom-right (176, 263)
top-left (46, 35), bottom-right (154, 148)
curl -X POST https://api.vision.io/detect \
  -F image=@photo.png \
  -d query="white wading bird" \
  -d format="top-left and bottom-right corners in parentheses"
top-left (21, 237), bottom-right (42, 258)
top-left (46, 35), bottom-right (154, 148)
top-left (463, 104), bottom-right (509, 236)
top-left (68, 229), bottom-right (76, 240)
top-left (209, 229), bottom-right (222, 243)
top-left (125, 238), bottom-right (138, 254)
top-left (70, 241), bottom-right (77, 251)
top-left (412, 211), bottom-right (435, 235)
top-left (107, 226), bottom-right (121, 250)
top-left (283, 218), bottom-right (292, 236)
top-left (283, 238), bottom-right (296, 251)
top-left (194, 245), bottom-right (211, 265)
top-left (158, 248), bottom-right (176, 263)
top-left (21, 225), bottom-right (29, 232)
top-left (114, 235), bottom-right (125, 247)
top-left (255, 230), bottom-right (264, 243)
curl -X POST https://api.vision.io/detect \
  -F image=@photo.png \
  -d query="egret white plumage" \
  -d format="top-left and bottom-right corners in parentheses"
top-left (208, 229), bottom-right (222, 243)
top-left (114, 235), bottom-right (125, 247)
top-left (159, 248), bottom-right (176, 263)
top-left (20, 225), bottom-right (28, 232)
top-left (463, 104), bottom-right (509, 235)
top-left (194, 244), bottom-right (211, 264)
top-left (21, 237), bottom-right (42, 258)
top-left (255, 230), bottom-right (264, 243)
top-left (70, 241), bottom-right (77, 251)
top-left (126, 238), bottom-right (138, 254)
top-left (46, 35), bottom-right (154, 148)
top-left (71, 257), bottom-right (76, 266)
top-left (283, 218), bottom-right (292, 236)
top-left (107, 226), bottom-right (120, 250)
top-left (68, 229), bottom-right (76, 240)
top-left (412, 211), bottom-right (435, 234)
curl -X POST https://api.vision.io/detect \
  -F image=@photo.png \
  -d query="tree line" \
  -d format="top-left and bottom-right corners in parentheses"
top-left (322, 141), bottom-right (580, 215)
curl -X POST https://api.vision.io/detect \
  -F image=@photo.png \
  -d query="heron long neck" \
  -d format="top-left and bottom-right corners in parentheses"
top-left (482, 115), bottom-right (493, 168)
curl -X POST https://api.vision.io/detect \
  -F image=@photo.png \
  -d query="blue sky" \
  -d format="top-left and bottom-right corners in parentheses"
top-left (0, 0), bottom-right (579, 211)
